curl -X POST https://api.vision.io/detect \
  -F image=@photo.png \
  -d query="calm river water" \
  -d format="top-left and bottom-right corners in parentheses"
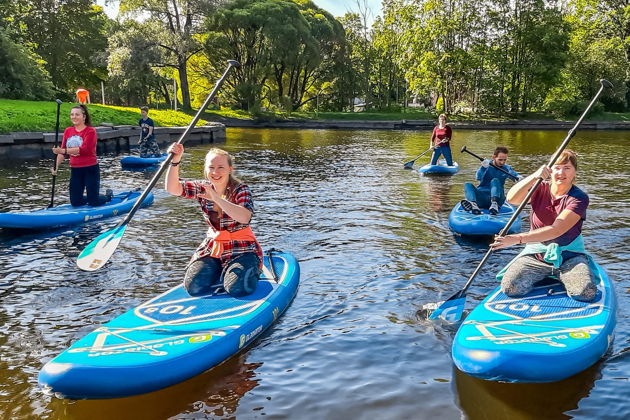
top-left (0, 127), bottom-right (628, 419)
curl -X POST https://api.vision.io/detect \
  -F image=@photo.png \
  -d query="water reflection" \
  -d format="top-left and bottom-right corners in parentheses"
top-left (47, 355), bottom-right (260, 420)
top-left (0, 127), bottom-right (628, 418)
top-left (454, 362), bottom-right (601, 419)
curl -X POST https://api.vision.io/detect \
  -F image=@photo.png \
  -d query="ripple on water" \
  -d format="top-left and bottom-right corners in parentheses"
top-left (0, 129), bottom-right (629, 419)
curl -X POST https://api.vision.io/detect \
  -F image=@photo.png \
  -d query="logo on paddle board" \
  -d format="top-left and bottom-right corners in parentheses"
top-left (189, 334), bottom-right (212, 343)
top-left (272, 307), bottom-right (279, 320)
top-left (238, 325), bottom-right (263, 348)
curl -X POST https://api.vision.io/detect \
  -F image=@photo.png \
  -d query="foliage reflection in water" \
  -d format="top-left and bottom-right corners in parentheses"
top-left (0, 127), bottom-right (628, 419)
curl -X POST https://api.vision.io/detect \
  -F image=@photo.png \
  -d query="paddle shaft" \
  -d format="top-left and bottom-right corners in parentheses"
top-left (114, 60), bottom-right (239, 228)
top-left (48, 99), bottom-right (63, 209)
top-left (404, 139), bottom-right (448, 167)
top-left (460, 146), bottom-right (518, 181)
top-left (455, 79), bottom-right (612, 298)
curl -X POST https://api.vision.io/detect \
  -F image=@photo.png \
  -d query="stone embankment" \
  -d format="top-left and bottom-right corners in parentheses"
top-left (0, 123), bottom-right (226, 161)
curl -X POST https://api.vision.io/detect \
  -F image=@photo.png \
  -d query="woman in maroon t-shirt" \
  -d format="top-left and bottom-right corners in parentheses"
top-left (429, 113), bottom-right (453, 166)
top-left (490, 150), bottom-right (597, 301)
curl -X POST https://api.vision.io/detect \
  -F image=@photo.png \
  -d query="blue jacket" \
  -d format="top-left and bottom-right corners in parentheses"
top-left (476, 164), bottom-right (519, 190)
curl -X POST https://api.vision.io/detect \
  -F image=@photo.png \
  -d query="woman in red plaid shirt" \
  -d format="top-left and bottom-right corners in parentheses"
top-left (165, 144), bottom-right (263, 297)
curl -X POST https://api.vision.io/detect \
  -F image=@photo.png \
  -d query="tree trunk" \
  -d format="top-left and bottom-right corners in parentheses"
top-left (177, 56), bottom-right (192, 111)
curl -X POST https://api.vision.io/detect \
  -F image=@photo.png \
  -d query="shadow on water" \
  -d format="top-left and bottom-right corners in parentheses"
top-left (46, 354), bottom-right (260, 420)
top-left (453, 361), bottom-right (603, 419)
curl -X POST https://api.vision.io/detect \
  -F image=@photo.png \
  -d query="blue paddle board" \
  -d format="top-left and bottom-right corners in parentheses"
top-left (120, 153), bottom-right (167, 168)
top-left (418, 160), bottom-right (459, 175)
top-left (0, 191), bottom-right (154, 230)
top-left (452, 260), bottom-right (616, 382)
top-left (39, 250), bottom-right (300, 399)
top-left (448, 202), bottom-right (522, 236)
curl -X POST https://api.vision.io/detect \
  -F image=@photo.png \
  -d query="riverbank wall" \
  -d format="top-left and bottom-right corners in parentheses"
top-left (0, 123), bottom-right (226, 162)
top-left (219, 118), bottom-right (630, 131)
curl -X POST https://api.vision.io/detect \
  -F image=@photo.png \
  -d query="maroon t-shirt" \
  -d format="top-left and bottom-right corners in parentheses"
top-left (529, 182), bottom-right (588, 246)
top-left (431, 125), bottom-right (452, 146)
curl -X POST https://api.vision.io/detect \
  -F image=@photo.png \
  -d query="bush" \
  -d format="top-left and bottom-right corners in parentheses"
top-left (435, 96), bottom-right (444, 113)
top-left (0, 28), bottom-right (53, 100)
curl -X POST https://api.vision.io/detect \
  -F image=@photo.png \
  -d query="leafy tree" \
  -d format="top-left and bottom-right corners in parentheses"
top-left (0, 27), bottom-right (53, 100)
top-left (13, 0), bottom-right (110, 96)
top-left (107, 20), bottom-right (172, 106)
top-left (205, 0), bottom-right (346, 111)
top-left (120, 0), bottom-right (218, 110)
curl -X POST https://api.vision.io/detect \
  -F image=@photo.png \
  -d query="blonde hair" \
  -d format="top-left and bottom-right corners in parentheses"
top-left (438, 113), bottom-right (447, 121)
top-left (555, 149), bottom-right (578, 170)
top-left (204, 148), bottom-right (241, 187)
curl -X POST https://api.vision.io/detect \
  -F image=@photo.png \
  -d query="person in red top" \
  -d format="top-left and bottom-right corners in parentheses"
top-left (165, 144), bottom-right (263, 297)
top-left (52, 105), bottom-right (111, 206)
top-left (429, 113), bottom-right (453, 166)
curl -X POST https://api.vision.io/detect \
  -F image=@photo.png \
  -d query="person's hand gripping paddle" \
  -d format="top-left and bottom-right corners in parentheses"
top-left (419, 79), bottom-right (613, 322)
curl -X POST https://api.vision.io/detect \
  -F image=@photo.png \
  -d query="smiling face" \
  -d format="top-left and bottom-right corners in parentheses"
top-left (70, 107), bottom-right (86, 127)
top-left (551, 161), bottom-right (577, 186)
top-left (205, 153), bottom-right (232, 187)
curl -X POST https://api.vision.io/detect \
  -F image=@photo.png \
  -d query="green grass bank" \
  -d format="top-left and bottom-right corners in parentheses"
top-left (2, 99), bottom-right (630, 134)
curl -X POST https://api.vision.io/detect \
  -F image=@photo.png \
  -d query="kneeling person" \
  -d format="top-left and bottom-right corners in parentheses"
top-left (165, 145), bottom-right (262, 297)
top-left (461, 146), bottom-right (520, 215)
top-left (490, 150), bottom-right (597, 302)
top-left (138, 106), bottom-right (161, 158)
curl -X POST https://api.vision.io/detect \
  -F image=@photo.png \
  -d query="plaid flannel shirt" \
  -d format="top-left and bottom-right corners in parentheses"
top-left (180, 180), bottom-right (263, 264)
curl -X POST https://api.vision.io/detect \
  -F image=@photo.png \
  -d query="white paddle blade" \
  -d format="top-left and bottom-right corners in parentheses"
top-left (76, 225), bottom-right (127, 271)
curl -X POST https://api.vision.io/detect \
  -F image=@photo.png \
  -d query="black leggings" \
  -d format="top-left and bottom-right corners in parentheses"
top-left (184, 252), bottom-right (261, 297)
top-left (69, 164), bottom-right (107, 207)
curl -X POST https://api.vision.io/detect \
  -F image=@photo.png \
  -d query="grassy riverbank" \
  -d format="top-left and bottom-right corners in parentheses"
top-left (2, 98), bottom-right (630, 133)
top-left (0, 100), bottom-right (209, 133)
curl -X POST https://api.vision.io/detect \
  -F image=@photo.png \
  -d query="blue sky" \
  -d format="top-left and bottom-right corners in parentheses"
top-left (96, 0), bottom-right (383, 25)
top-left (313, 0), bottom-right (382, 21)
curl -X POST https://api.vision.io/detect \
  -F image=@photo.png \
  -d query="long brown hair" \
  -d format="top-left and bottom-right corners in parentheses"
top-left (71, 104), bottom-right (92, 126)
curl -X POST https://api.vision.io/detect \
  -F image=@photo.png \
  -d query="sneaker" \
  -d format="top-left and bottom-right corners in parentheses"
top-left (461, 199), bottom-right (481, 215)
top-left (489, 201), bottom-right (499, 215)
top-left (105, 188), bottom-right (114, 202)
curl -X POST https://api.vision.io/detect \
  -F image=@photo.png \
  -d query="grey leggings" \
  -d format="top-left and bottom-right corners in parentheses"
top-left (184, 252), bottom-right (261, 297)
top-left (501, 254), bottom-right (597, 301)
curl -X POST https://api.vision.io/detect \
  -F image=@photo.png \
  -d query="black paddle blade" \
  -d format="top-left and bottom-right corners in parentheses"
top-left (403, 161), bottom-right (415, 169)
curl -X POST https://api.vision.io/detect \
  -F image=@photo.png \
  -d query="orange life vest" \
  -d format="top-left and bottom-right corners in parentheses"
top-left (209, 226), bottom-right (258, 258)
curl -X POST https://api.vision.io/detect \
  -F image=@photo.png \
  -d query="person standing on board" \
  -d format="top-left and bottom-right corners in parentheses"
top-left (461, 146), bottom-right (521, 215)
top-left (429, 113), bottom-right (453, 166)
top-left (138, 106), bottom-right (161, 158)
top-left (52, 105), bottom-right (112, 206)
top-left (490, 150), bottom-right (597, 302)
top-left (75, 88), bottom-right (90, 104)
top-left (165, 144), bottom-right (262, 297)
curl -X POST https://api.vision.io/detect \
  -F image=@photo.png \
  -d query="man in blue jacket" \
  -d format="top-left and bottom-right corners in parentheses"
top-left (461, 146), bottom-right (522, 215)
